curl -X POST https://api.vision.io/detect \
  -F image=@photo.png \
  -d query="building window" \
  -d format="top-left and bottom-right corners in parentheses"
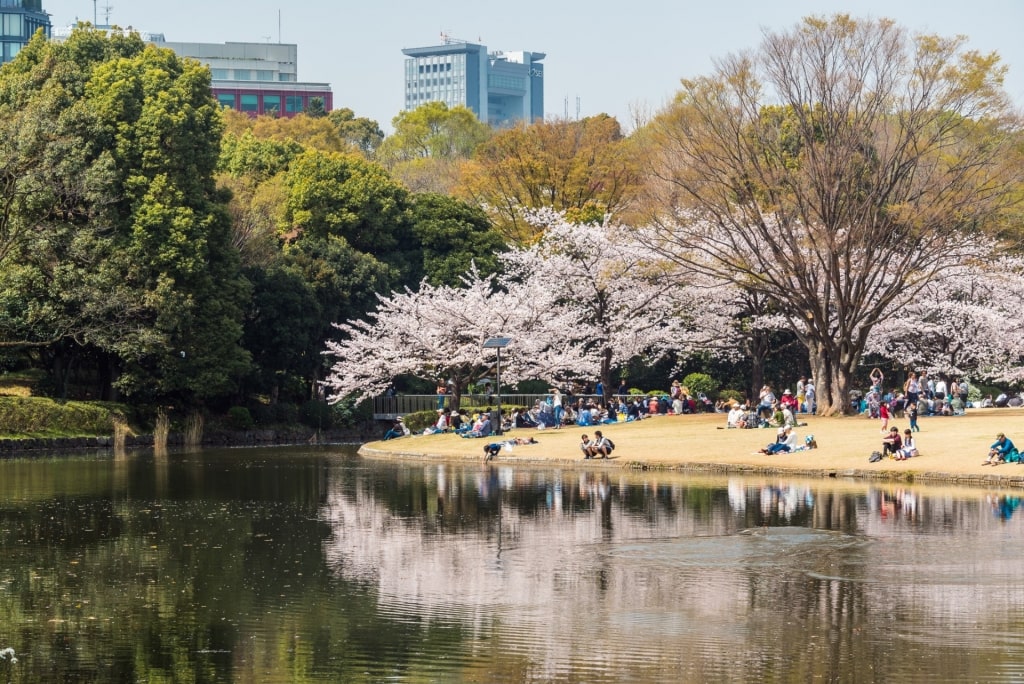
top-left (240, 94), bottom-right (258, 112)
top-left (217, 93), bottom-right (237, 109)
top-left (234, 69), bottom-right (251, 81)
top-left (262, 94), bottom-right (280, 114)
top-left (210, 68), bottom-right (229, 80)
top-left (2, 13), bottom-right (24, 37)
top-left (285, 96), bottom-right (304, 113)
top-left (256, 70), bottom-right (274, 81)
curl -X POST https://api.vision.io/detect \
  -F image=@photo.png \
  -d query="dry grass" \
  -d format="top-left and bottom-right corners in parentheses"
top-left (0, 385), bottom-right (31, 398)
top-left (362, 407), bottom-right (1024, 485)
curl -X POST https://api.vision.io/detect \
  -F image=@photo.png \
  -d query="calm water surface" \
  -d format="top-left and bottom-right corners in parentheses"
top-left (0, 445), bottom-right (1023, 682)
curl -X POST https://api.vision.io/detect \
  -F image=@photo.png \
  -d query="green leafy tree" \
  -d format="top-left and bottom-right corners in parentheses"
top-left (377, 102), bottom-right (491, 193)
top-left (410, 193), bottom-right (504, 286)
top-left (0, 27), bottom-right (250, 402)
top-left (328, 107), bottom-right (385, 158)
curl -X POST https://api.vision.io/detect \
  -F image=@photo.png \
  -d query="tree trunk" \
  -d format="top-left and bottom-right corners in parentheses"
top-left (807, 338), bottom-right (857, 416)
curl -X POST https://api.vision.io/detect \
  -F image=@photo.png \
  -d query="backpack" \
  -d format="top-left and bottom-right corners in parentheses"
top-left (868, 451), bottom-right (883, 463)
top-left (605, 438), bottom-right (615, 451)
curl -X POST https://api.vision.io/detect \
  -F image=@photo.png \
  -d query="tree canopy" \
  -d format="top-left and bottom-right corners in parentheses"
top-left (640, 14), bottom-right (1022, 414)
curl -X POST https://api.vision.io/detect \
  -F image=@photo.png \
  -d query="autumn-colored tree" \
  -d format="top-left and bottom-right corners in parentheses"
top-left (458, 115), bottom-right (640, 243)
top-left (377, 102), bottom-right (491, 193)
top-left (640, 15), bottom-right (1021, 414)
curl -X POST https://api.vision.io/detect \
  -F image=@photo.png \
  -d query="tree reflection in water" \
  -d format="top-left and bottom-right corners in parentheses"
top-left (0, 447), bottom-right (1022, 682)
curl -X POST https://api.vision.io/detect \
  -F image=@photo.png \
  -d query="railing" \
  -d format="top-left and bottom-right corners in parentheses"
top-left (371, 394), bottom-right (617, 420)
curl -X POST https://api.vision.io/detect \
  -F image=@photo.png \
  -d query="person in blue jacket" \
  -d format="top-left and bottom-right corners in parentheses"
top-left (983, 433), bottom-right (1019, 465)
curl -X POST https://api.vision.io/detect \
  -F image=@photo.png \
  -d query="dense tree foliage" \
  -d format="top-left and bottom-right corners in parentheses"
top-left (377, 102), bottom-right (491, 194)
top-left (640, 14), bottom-right (1022, 414)
top-left (459, 115), bottom-right (640, 243)
top-left (0, 27), bottom-right (250, 402)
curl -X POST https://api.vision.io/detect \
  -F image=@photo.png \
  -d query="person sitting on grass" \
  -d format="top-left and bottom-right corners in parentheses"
top-left (896, 429), bottom-right (917, 460)
top-left (983, 433), bottom-right (1019, 465)
top-left (383, 418), bottom-right (410, 440)
top-left (586, 430), bottom-right (615, 459)
top-left (882, 426), bottom-right (902, 458)
top-left (760, 426), bottom-right (798, 454)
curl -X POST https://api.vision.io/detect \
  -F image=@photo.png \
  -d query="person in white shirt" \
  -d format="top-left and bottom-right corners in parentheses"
top-left (761, 426), bottom-right (798, 454)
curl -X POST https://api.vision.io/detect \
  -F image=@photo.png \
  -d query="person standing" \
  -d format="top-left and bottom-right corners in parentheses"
top-left (908, 402), bottom-right (920, 432)
top-left (550, 388), bottom-right (564, 428)
top-left (903, 372), bottom-right (921, 407)
top-left (804, 379), bottom-right (816, 414)
top-left (436, 381), bottom-right (447, 410)
top-left (879, 401), bottom-right (891, 432)
top-left (617, 379), bottom-right (628, 401)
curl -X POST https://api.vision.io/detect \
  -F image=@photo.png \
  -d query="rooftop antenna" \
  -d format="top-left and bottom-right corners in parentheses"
top-left (92, 0), bottom-right (96, 25)
top-left (102, 3), bottom-right (113, 25)
top-left (278, 9), bottom-right (281, 43)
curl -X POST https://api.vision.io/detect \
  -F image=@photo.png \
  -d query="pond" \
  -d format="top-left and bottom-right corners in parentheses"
top-left (0, 445), bottom-right (1022, 682)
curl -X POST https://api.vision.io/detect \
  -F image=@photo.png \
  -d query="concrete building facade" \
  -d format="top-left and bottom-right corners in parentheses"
top-left (51, 25), bottom-right (332, 117)
top-left (402, 36), bottom-right (543, 126)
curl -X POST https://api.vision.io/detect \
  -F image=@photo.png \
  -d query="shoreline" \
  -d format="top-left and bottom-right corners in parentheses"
top-left (359, 407), bottom-right (1024, 490)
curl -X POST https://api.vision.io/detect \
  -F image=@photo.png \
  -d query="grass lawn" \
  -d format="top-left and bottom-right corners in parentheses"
top-left (362, 407), bottom-right (1024, 486)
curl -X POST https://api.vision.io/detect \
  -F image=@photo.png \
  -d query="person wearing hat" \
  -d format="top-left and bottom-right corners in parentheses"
top-left (983, 433), bottom-right (1019, 465)
top-left (760, 426), bottom-right (798, 454)
top-left (383, 417), bottom-right (410, 440)
top-left (781, 388), bottom-right (799, 414)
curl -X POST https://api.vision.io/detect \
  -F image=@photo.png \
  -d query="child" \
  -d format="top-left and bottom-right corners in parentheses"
top-left (878, 401), bottom-right (891, 432)
top-left (896, 429), bottom-right (917, 460)
top-left (908, 401), bottom-right (920, 432)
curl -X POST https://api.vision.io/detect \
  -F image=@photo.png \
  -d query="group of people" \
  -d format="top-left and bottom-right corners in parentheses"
top-left (881, 427), bottom-right (918, 460)
top-left (579, 431), bottom-right (615, 459)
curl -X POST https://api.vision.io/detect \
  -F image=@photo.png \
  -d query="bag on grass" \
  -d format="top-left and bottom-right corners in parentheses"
top-left (868, 451), bottom-right (883, 463)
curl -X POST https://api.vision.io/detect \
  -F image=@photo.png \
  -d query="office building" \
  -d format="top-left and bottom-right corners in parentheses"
top-left (52, 26), bottom-right (332, 117)
top-left (0, 0), bottom-right (51, 64)
top-left (161, 40), bottom-right (333, 117)
top-left (402, 36), bottom-right (544, 126)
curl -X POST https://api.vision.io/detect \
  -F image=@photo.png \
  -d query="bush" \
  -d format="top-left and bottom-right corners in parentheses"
top-left (682, 373), bottom-right (719, 398)
top-left (227, 406), bottom-right (255, 430)
top-left (0, 397), bottom-right (119, 436)
top-left (718, 389), bottom-right (745, 404)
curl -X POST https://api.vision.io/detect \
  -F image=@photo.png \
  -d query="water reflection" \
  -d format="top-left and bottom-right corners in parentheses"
top-left (0, 448), bottom-right (1022, 682)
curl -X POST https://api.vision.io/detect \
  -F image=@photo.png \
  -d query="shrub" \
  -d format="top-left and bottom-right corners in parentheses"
top-left (227, 406), bottom-right (255, 430)
top-left (0, 397), bottom-right (118, 436)
top-left (682, 373), bottom-right (719, 398)
top-left (718, 389), bottom-right (745, 404)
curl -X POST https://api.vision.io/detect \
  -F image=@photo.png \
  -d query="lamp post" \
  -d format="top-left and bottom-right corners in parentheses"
top-left (482, 336), bottom-right (512, 436)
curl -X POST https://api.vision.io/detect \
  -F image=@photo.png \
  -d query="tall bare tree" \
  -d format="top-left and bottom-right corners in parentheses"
top-left (640, 15), bottom-right (1021, 414)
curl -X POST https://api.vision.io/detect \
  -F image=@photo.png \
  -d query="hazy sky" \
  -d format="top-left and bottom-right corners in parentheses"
top-left (42, 0), bottom-right (1024, 131)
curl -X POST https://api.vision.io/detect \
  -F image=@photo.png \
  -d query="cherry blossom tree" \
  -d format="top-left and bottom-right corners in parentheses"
top-left (504, 210), bottom-right (742, 395)
top-left (865, 257), bottom-right (1024, 384)
top-left (321, 266), bottom-right (596, 408)
top-left (641, 16), bottom-right (1020, 413)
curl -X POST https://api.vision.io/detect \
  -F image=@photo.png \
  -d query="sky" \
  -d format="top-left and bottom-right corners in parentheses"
top-left (41, 0), bottom-right (1024, 132)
